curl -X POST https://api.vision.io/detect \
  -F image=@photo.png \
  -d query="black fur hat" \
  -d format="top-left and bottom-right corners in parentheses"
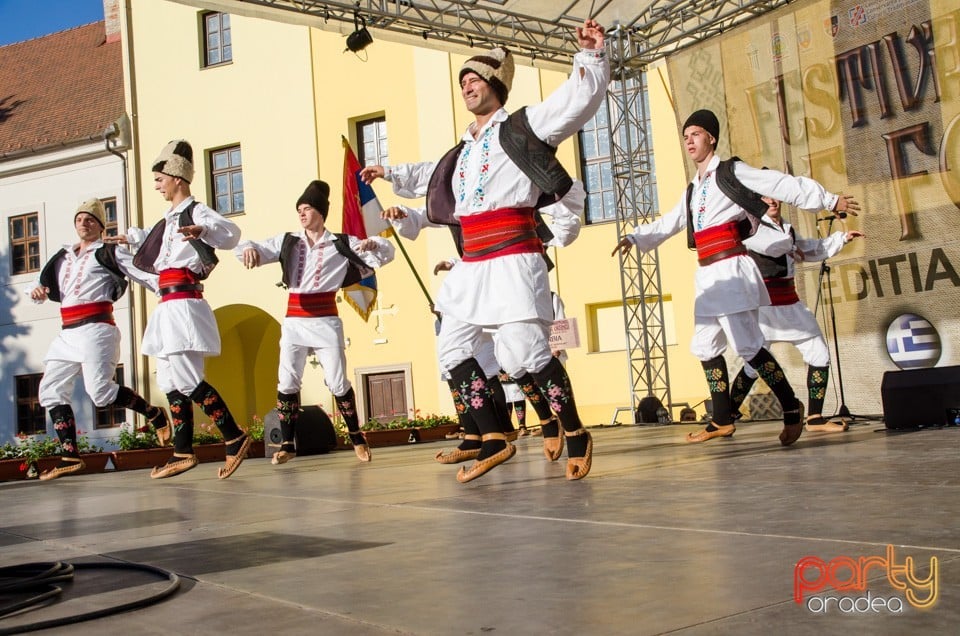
top-left (296, 180), bottom-right (331, 218)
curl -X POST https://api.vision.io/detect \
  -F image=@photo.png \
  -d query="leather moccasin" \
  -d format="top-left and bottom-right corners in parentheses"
top-left (685, 423), bottom-right (735, 443)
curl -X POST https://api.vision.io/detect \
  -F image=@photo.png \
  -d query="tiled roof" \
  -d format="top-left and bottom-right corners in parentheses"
top-left (0, 22), bottom-right (124, 158)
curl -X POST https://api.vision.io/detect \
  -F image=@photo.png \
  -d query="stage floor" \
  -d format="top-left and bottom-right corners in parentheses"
top-left (1, 420), bottom-right (957, 635)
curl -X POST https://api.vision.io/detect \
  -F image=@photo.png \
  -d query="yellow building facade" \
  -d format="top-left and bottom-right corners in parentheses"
top-left (120, 0), bottom-right (710, 429)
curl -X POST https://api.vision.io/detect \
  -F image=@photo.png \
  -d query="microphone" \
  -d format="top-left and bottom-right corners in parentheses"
top-left (818, 211), bottom-right (847, 222)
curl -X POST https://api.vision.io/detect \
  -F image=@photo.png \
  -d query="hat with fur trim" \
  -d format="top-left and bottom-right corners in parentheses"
top-left (459, 46), bottom-right (514, 106)
top-left (151, 140), bottom-right (194, 183)
top-left (682, 109), bottom-right (720, 144)
top-left (74, 197), bottom-right (106, 229)
top-left (296, 180), bottom-right (331, 218)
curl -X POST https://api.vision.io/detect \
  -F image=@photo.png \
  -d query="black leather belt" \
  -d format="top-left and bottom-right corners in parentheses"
top-left (63, 313), bottom-right (115, 329)
top-left (698, 245), bottom-right (747, 267)
top-left (159, 283), bottom-right (204, 296)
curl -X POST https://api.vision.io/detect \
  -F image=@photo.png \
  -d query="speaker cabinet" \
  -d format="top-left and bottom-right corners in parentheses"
top-left (881, 365), bottom-right (960, 429)
top-left (262, 406), bottom-right (338, 457)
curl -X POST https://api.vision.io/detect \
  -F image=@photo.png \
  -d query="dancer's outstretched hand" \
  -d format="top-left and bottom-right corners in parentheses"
top-left (611, 236), bottom-right (633, 256)
top-left (576, 19), bottom-right (605, 49)
top-left (834, 194), bottom-right (860, 216)
top-left (242, 247), bottom-right (260, 269)
top-left (381, 206), bottom-right (408, 221)
top-left (360, 165), bottom-right (385, 185)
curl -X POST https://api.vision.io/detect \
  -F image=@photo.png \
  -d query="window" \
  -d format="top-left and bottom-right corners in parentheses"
top-left (578, 75), bottom-right (657, 225)
top-left (102, 197), bottom-right (119, 237)
top-left (357, 117), bottom-right (388, 167)
top-left (578, 108), bottom-right (616, 223)
top-left (202, 12), bottom-right (232, 67)
top-left (210, 145), bottom-right (244, 214)
top-left (9, 212), bottom-right (41, 275)
top-left (587, 298), bottom-right (676, 353)
top-left (95, 366), bottom-right (126, 429)
top-left (16, 374), bottom-right (46, 436)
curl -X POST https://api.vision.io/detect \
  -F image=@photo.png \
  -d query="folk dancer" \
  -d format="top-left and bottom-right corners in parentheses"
top-left (367, 21), bottom-right (608, 481)
top-left (28, 198), bottom-right (170, 480)
top-left (109, 140), bottom-right (251, 479)
top-left (370, 171), bottom-right (585, 468)
top-left (730, 196), bottom-right (864, 431)
top-left (612, 109), bottom-right (860, 445)
top-left (236, 180), bottom-right (395, 465)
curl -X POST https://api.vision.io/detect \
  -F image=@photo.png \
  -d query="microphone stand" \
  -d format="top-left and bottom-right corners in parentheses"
top-left (814, 215), bottom-right (867, 422)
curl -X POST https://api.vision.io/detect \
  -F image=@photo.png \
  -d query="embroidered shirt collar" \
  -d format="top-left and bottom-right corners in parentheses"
top-left (462, 108), bottom-right (508, 142)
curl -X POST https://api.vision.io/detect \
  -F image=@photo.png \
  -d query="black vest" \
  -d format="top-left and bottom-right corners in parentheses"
top-left (38, 243), bottom-right (128, 303)
top-left (748, 224), bottom-right (796, 279)
top-left (131, 201), bottom-right (219, 279)
top-left (425, 108), bottom-right (565, 266)
top-left (684, 157), bottom-right (768, 249)
top-left (277, 232), bottom-right (372, 289)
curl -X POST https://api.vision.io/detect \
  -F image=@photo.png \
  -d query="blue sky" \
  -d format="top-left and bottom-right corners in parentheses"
top-left (0, 0), bottom-right (105, 47)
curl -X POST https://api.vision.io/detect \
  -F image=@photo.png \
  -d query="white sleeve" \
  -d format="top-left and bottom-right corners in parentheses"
top-left (526, 49), bottom-right (610, 147)
top-left (743, 221), bottom-right (794, 257)
top-left (735, 164), bottom-right (840, 213)
top-left (193, 202), bottom-right (241, 249)
top-left (115, 245), bottom-right (159, 293)
top-left (542, 180), bottom-right (584, 248)
top-left (349, 235), bottom-right (396, 268)
top-left (233, 234), bottom-right (285, 265)
top-left (386, 162), bottom-right (436, 199)
top-left (795, 231), bottom-right (847, 262)
top-left (626, 198), bottom-right (686, 253)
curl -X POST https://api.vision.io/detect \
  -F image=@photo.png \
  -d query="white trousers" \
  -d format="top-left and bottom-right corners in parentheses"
top-left (155, 351), bottom-right (206, 395)
top-left (438, 316), bottom-right (552, 378)
top-left (39, 357), bottom-right (120, 408)
top-left (277, 343), bottom-right (350, 396)
top-left (744, 335), bottom-right (831, 379)
top-left (690, 310), bottom-right (766, 362)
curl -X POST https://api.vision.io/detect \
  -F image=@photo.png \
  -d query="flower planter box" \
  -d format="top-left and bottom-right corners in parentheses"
top-left (247, 440), bottom-right (265, 458)
top-left (77, 452), bottom-right (112, 474)
top-left (110, 447), bottom-right (174, 471)
top-left (193, 443), bottom-right (226, 463)
top-left (361, 428), bottom-right (416, 448)
top-left (415, 423), bottom-right (462, 442)
top-left (0, 458), bottom-right (30, 482)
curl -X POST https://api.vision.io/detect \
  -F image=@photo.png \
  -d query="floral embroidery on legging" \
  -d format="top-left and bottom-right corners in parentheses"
top-left (703, 367), bottom-right (728, 394)
top-left (755, 360), bottom-right (785, 386)
top-left (540, 376), bottom-right (574, 414)
top-left (518, 380), bottom-right (542, 405)
top-left (456, 370), bottom-right (489, 412)
top-left (168, 397), bottom-right (189, 435)
top-left (808, 368), bottom-right (828, 400)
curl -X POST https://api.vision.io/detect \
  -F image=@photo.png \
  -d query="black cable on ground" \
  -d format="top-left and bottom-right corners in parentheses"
top-left (0, 560), bottom-right (180, 635)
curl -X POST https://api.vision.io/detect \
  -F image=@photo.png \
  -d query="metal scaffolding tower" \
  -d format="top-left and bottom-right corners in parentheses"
top-left (606, 26), bottom-right (671, 423)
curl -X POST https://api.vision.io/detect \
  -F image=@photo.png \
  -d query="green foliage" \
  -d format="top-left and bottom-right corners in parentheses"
top-left (3, 435), bottom-right (60, 464)
top-left (115, 426), bottom-right (160, 450)
top-left (362, 410), bottom-right (456, 431)
top-left (248, 414), bottom-right (265, 442)
top-left (76, 434), bottom-right (104, 454)
top-left (192, 421), bottom-right (221, 445)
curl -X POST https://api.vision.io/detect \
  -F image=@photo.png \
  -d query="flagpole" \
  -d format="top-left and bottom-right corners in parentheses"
top-left (388, 227), bottom-right (434, 309)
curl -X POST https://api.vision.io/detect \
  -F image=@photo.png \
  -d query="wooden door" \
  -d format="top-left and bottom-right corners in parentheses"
top-left (365, 372), bottom-right (407, 424)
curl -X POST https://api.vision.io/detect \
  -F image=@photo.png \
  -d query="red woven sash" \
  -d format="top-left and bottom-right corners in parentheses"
top-left (61, 301), bottom-right (114, 328)
top-left (765, 277), bottom-right (800, 306)
top-left (287, 292), bottom-right (338, 318)
top-left (158, 268), bottom-right (203, 302)
top-left (460, 207), bottom-right (541, 262)
top-left (694, 222), bottom-right (746, 266)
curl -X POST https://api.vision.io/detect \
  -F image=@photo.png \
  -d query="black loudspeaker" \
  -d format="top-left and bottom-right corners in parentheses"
top-left (262, 406), bottom-right (338, 457)
top-left (881, 365), bottom-right (960, 429)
